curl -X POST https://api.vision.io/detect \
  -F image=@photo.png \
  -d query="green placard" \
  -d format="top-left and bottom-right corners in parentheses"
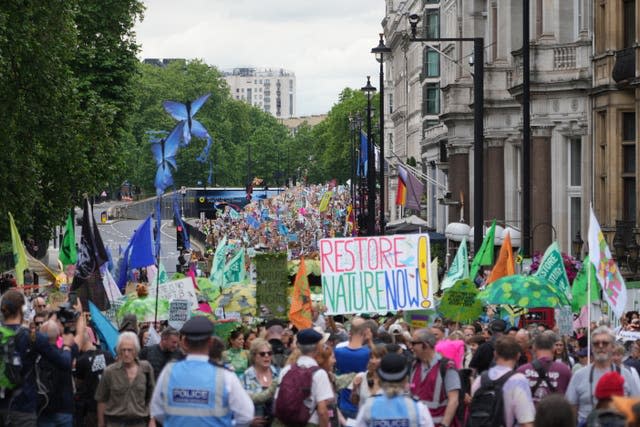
top-left (255, 252), bottom-right (289, 318)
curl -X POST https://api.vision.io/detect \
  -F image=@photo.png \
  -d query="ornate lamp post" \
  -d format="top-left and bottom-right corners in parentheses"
top-left (361, 76), bottom-right (377, 236)
top-left (372, 33), bottom-right (391, 235)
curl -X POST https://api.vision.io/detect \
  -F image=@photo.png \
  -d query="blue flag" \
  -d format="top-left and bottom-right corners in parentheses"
top-left (89, 301), bottom-right (118, 356)
top-left (358, 131), bottom-right (368, 177)
top-left (246, 215), bottom-right (260, 229)
top-left (130, 216), bottom-right (155, 269)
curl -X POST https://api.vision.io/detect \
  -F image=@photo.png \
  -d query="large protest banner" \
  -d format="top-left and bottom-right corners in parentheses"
top-left (255, 252), bottom-right (289, 318)
top-left (320, 234), bottom-right (433, 315)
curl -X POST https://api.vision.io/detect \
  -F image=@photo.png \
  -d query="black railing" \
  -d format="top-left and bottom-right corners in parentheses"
top-left (612, 48), bottom-right (636, 83)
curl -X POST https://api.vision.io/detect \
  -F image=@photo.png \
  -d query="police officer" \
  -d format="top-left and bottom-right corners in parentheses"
top-left (354, 353), bottom-right (434, 427)
top-left (150, 316), bottom-right (254, 426)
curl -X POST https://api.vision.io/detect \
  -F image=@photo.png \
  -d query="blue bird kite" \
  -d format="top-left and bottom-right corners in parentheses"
top-left (150, 128), bottom-right (180, 196)
top-left (163, 93), bottom-right (212, 160)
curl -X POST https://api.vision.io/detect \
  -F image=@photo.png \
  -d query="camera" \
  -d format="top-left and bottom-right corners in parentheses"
top-left (57, 302), bottom-right (80, 334)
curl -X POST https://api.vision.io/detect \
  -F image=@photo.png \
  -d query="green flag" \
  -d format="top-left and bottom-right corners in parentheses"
top-left (223, 248), bottom-right (246, 287)
top-left (58, 212), bottom-right (77, 267)
top-left (208, 236), bottom-right (228, 286)
top-left (535, 242), bottom-right (572, 302)
top-left (8, 213), bottom-right (28, 286)
top-left (441, 238), bottom-right (469, 290)
top-left (470, 220), bottom-right (496, 279)
top-left (571, 255), bottom-right (600, 313)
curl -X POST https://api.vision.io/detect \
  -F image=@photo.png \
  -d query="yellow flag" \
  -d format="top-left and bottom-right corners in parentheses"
top-left (318, 191), bottom-right (333, 213)
top-left (8, 213), bottom-right (28, 286)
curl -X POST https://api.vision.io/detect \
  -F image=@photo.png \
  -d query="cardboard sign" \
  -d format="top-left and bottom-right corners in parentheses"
top-left (617, 330), bottom-right (640, 342)
top-left (254, 253), bottom-right (289, 318)
top-left (555, 306), bottom-right (573, 337)
top-left (147, 277), bottom-right (198, 310)
top-left (169, 299), bottom-right (190, 330)
top-left (320, 234), bottom-right (433, 315)
top-left (104, 297), bottom-right (126, 327)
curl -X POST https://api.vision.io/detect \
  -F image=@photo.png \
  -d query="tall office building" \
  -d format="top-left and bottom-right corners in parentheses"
top-left (223, 67), bottom-right (296, 119)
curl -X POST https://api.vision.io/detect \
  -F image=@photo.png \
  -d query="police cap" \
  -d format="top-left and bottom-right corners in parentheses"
top-left (180, 316), bottom-right (214, 341)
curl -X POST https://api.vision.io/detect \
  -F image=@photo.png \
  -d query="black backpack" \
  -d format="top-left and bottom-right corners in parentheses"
top-left (467, 370), bottom-right (515, 427)
top-left (531, 359), bottom-right (556, 397)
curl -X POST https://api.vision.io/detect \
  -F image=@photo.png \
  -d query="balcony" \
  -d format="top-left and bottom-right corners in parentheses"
top-left (612, 48), bottom-right (636, 84)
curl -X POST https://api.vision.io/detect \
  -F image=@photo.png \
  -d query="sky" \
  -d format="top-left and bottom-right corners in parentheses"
top-left (135, 0), bottom-right (386, 116)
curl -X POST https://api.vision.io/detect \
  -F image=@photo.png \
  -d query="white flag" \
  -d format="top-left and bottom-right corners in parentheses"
top-left (588, 208), bottom-right (627, 319)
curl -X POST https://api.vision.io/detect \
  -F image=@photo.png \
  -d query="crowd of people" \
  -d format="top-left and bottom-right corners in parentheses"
top-left (5, 287), bottom-right (640, 427)
top-left (196, 184), bottom-right (352, 258)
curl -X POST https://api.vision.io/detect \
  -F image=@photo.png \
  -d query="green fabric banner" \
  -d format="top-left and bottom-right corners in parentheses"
top-left (255, 252), bottom-right (289, 318)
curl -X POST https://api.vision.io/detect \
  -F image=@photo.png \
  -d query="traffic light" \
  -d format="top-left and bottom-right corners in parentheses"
top-left (176, 225), bottom-right (185, 250)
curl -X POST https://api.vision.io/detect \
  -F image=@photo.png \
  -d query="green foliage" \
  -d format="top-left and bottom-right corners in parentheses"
top-left (126, 61), bottom-right (294, 193)
top-left (0, 0), bottom-right (144, 244)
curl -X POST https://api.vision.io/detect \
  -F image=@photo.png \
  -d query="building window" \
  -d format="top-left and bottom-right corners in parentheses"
top-left (491, 4), bottom-right (498, 60)
top-left (422, 83), bottom-right (440, 115)
top-left (424, 9), bottom-right (439, 39)
top-left (423, 120), bottom-right (439, 138)
top-left (389, 93), bottom-right (394, 114)
top-left (535, 0), bottom-right (543, 37)
top-left (596, 3), bottom-right (605, 53)
top-left (424, 0), bottom-right (439, 4)
top-left (569, 197), bottom-right (582, 249)
top-left (289, 94), bottom-right (293, 116)
top-left (423, 47), bottom-right (440, 77)
top-left (623, 0), bottom-right (635, 48)
top-left (569, 138), bottom-right (582, 187)
top-left (622, 111), bottom-right (636, 222)
top-left (439, 140), bottom-right (448, 163)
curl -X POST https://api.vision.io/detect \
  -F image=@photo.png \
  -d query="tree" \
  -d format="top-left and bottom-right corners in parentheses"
top-left (0, 0), bottom-right (144, 245)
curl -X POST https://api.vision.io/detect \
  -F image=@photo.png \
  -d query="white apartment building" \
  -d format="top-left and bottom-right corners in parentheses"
top-left (223, 68), bottom-right (296, 119)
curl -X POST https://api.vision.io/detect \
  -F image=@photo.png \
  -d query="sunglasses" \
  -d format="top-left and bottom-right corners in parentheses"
top-left (593, 340), bottom-right (611, 348)
top-left (410, 341), bottom-right (424, 347)
top-left (258, 351), bottom-right (273, 357)
top-left (37, 304), bottom-right (46, 308)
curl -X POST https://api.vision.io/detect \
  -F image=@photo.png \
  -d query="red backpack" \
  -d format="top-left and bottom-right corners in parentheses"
top-left (274, 365), bottom-right (321, 426)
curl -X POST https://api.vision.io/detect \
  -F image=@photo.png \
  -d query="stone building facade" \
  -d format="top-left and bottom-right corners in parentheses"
top-left (382, 0), bottom-right (593, 255)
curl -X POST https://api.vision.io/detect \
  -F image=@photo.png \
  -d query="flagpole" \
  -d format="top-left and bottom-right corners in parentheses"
top-left (154, 196), bottom-right (161, 325)
top-left (587, 256), bottom-right (591, 366)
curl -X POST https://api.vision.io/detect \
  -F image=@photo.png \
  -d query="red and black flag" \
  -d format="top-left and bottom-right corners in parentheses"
top-left (72, 198), bottom-right (110, 311)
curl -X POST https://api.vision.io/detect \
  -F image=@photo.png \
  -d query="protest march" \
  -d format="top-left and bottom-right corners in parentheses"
top-left (2, 180), bottom-right (640, 427)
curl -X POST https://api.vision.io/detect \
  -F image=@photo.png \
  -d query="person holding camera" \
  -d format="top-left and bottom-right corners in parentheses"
top-left (0, 290), bottom-right (82, 427)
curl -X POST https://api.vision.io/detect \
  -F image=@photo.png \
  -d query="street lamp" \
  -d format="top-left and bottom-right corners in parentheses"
top-left (361, 76), bottom-right (377, 236)
top-left (572, 230), bottom-right (584, 260)
top-left (372, 33), bottom-right (391, 235)
top-left (407, 14), bottom-right (485, 253)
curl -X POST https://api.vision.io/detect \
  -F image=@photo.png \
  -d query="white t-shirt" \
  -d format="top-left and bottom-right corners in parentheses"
top-left (275, 355), bottom-right (334, 425)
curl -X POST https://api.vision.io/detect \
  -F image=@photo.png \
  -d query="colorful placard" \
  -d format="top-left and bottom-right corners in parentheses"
top-left (555, 306), bottom-right (573, 336)
top-left (320, 234), bottom-right (433, 315)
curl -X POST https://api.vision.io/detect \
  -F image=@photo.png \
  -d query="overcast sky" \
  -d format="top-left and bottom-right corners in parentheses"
top-left (135, 0), bottom-right (386, 116)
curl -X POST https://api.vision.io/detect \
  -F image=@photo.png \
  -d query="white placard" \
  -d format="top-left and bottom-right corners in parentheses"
top-left (617, 330), bottom-right (640, 342)
top-left (147, 277), bottom-right (198, 310)
top-left (169, 299), bottom-right (190, 330)
top-left (555, 306), bottom-right (573, 336)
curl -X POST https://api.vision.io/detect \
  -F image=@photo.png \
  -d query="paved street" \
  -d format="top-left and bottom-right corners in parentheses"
top-left (97, 219), bottom-right (180, 275)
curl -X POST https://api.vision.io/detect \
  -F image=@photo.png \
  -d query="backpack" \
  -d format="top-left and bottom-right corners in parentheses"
top-left (34, 354), bottom-right (56, 414)
top-left (274, 364), bottom-right (320, 427)
top-left (0, 326), bottom-right (28, 399)
top-left (531, 359), bottom-right (556, 397)
top-left (466, 370), bottom-right (515, 427)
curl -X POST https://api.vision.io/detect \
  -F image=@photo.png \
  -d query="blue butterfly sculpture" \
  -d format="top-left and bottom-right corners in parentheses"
top-left (163, 93), bottom-right (212, 162)
top-left (150, 129), bottom-right (180, 196)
